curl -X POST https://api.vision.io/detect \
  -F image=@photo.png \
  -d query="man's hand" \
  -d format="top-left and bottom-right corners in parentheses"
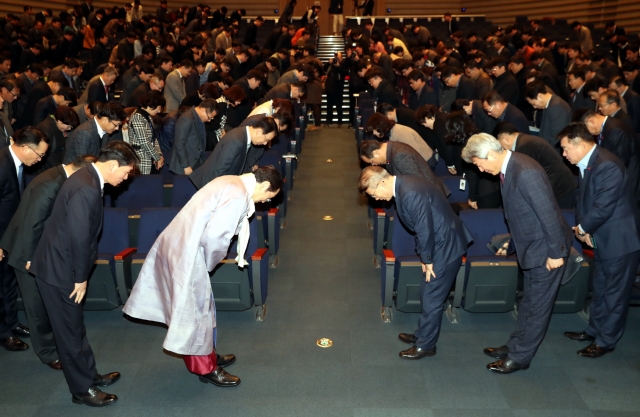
top-left (582, 233), bottom-right (594, 248)
top-left (0, 248), bottom-right (4, 262)
top-left (184, 166), bottom-right (193, 175)
top-left (468, 200), bottom-right (478, 209)
top-left (448, 166), bottom-right (457, 175)
top-left (422, 263), bottom-right (436, 282)
top-left (69, 281), bottom-right (88, 304)
top-left (546, 257), bottom-right (564, 271)
top-left (252, 165), bottom-right (258, 172)
top-left (496, 242), bottom-right (509, 256)
top-left (572, 226), bottom-right (588, 243)
top-left (156, 156), bottom-right (165, 169)
top-left (25, 262), bottom-right (30, 270)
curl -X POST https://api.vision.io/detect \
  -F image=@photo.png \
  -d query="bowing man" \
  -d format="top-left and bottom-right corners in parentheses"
top-left (358, 166), bottom-right (473, 360)
top-left (123, 167), bottom-right (282, 387)
top-left (559, 122), bottom-right (640, 357)
top-left (462, 133), bottom-right (572, 374)
top-left (30, 141), bottom-right (138, 407)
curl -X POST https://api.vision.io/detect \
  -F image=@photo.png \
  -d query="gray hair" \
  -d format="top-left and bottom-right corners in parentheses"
top-left (357, 166), bottom-right (390, 193)
top-left (461, 133), bottom-right (504, 163)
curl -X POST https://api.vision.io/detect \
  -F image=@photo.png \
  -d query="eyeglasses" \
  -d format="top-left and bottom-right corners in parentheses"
top-left (485, 104), bottom-right (496, 113)
top-left (109, 120), bottom-right (122, 129)
top-left (24, 145), bottom-right (45, 160)
top-left (7, 90), bottom-right (19, 98)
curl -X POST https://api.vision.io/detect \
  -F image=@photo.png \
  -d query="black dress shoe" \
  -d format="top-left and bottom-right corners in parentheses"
top-left (484, 345), bottom-right (509, 359)
top-left (398, 333), bottom-right (418, 345)
top-left (2, 336), bottom-right (29, 351)
top-left (12, 324), bottom-right (30, 338)
top-left (72, 387), bottom-right (118, 407)
top-left (487, 359), bottom-right (529, 374)
top-left (93, 372), bottom-right (121, 387)
top-left (216, 353), bottom-right (236, 368)
top-left (199, 367), bottom-right (241, 387)
top-left (399, 346), bottom-right (436, 360)
top-left (577, 343), bottom-right (614, 358)
top-left (47, 360), bottom-right (63, 370)
top-left (564, 331), bottom-right (595, 342)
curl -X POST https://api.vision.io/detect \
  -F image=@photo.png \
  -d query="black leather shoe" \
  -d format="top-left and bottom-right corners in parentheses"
top-left (93, 372), bottom-right (121, 387)
top-left (487, 359), bottom-right (529, 374)
top-left (577, 343), bottom-right (614, 358)
top-left (484, 345), bottom-right (509, 359)
top-left (216, 353), bottom-right (236, 368)
top-left (564, 331), bottom-right (595, 342)
top-left (399, 346), bottom-right (436, 360)
top-left (47, 360), bottom-right (63, 370)
top-left (2, 336), bottom-right (29, 351)
top-left (398, 333), bottom-right (418, 345)
top-left (72, 387), bottom-right (118, 407)
top-left (12, 324), bottom-right (30, 338)
top-left (199, 367), bottom-right (241, 387)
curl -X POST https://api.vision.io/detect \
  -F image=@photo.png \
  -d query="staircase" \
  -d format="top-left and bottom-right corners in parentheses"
top-left (317, 35), bottom-right (350, 124)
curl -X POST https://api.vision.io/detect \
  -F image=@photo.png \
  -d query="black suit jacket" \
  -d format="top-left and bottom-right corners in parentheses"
top-left (456, 75), bottom-right (477, 100)
top-left (190, 126), bottom-right (249, 189)
top-left (601, 116), bottom-right (640, 203)
top-left (0, 165), bottom-right (66, 273)
top-left (394, 175), bottom-right (472, 265)
top-left (408, 84), bottom-right (436, 110)
top-left (63, 118), bottom-right (104, 164)
top-left (0, 146), bottom-right (22, 238)
top-left (34, 96), bottom-right (57, 126)
top-left (243, 23), bottom-right (259, 46)
top-left (86, 77), bottom-right (109, 104)
top-left (19, 82), bottom-right (52, 128)
top-left (492, 72), bottom-right (519, 106)
top-left (373, 79), bottom-right (400, 108)
top-left (385, 142), bottom-right (449, 197)
top-left (501, 152), bottom-right (571, 269)
top-left (514, 134), bottom-right (576, 200)
top-left (260, 83), bottom-right (291, 104)
top-left (502, 103), bottom-right (530, 134)
top-left (612, 109), bottom-right (634, 129)
top-left (576, 146), bottom-right (640, 259)
top-left (35, 116), bottom-right (66, 173)
top-left (621, 88), bottom-right (640, 133)
top-left (31, 165), bottom-right (103, 289)
top-left (239, 115), bottom-right (269, 171)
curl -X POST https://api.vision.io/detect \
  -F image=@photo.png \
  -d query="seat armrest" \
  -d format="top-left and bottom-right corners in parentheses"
top-left (382, 249), bottom-right (396, 307)
top-left (114, 247), bottom-right (137, 304)
top-left (251, 248), bottom-right (268, 307)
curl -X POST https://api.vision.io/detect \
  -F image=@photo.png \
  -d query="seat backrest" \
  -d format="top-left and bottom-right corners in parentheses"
top-left (460, 209), bottom-right (509, 257)
top-left (227, 215), bottom-right (259, 258)
top-left (439, 176), bottom-right (468, 203)
top-left (434, 158), bottom-right (450, 177)
top-left (137, 207), bottom-right (181, 253)
top-left (171, 175), bottom-right (198, 207)
top-left (112, 175), bottom-right (164, 211)
top-left (390, 218), bottom-right (417, 258)
top-left (97, 208), bottom-right (130, 254)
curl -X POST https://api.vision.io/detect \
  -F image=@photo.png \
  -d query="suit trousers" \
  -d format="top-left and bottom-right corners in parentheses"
top-left (36, 278), bottom-right (97, 394)
top-left (16, 270), bottom-right (58, 363)
top-left (586, 250), bottom-right (640, 349)
top-left (506, 262), bottom-right (565, 365)
top-left (326, 94), bottom-right (344, 125)
top-left (183, 350), bottom-right (218, 375)
top-left (0, 258), bottom-right (19, 339)
top-left (414, 257), bottom-right (462, 350)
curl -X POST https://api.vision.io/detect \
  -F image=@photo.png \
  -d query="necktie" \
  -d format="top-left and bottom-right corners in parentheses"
top-left (18, 164), bottom-right (24, 194)
top-left (104, 85), bottom-right (109, 99)
top-left (499, 172), bottom-right (504, 185)
top-left (597, 133), bottom-right (603, 146)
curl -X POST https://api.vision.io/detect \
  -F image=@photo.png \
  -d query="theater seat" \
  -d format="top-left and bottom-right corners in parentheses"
top-left (456, 209), bottom-right (518, 314)
top-left (170, 175), bottom-right (198, 207)
top-left (109, 174), bottom-right (165, 214)
top-left (84, 208), bottom-right (132, 310)
top-left (210, 216), bottom-right (270, 321)
top-left (439, 175), bottom-right (468, 203)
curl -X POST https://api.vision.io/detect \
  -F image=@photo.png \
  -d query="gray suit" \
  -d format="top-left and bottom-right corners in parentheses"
top-left (539, 95), bottom-right (572, 149)
top-left (501, 151), bottom-right (572, 365)
top-left (63, 118), bottom-right (106, 164)
top-left (189, 125), bottom-right (249, 189)
top-left (164, 69), bottom-right (186, 113)
top-left (168, 108), bottom-right (206, 174)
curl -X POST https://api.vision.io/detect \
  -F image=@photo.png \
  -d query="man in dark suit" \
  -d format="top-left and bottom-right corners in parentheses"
top-left (442, 66), bottom-right (477, 101)
top-left (598, 90), bottom-right (634, 129)
top-left (559, 122), bottom-right (640, 357)
top-left (31, 141), bottom-right (136, 406)
top-left (567, 67), bottom-right (592, 112)
top-left (496, 122), bottom-right (577, 208)
top-left (19, 73), bottom-right (68, 129)
top-left (83, 66), bottom-right (118, 105)
top-left (259, 82), bottom-right (306, 104)
top-left (489, 58), bottom-right (519, 106)
top-left (452, 98), bottom-right (498, 136)
top-left (408, 71), bottom-right (436, 110)
top-left (526, 80), bottom-right (572, 150)
top-left (359, 140), bottom-right (449, 195)
top-left (190, 117), bottom-right (278, 189)
top-left (482, 91), bottom-right (530, 134)
top-left (63, 103), bottom-right (126, 164)
top-left (168, 99), bottom-right (217, 175)
top-left (33, 87), bottom-right (77, 126)
top-left (364, 67), bottom-right (401, 107)
top-left (463, 133), bottom-right (572, 373)
top-left (444, 13), bottom-right (459, 36)
top-left (0, 128), bottom-right (50, 352)
top-left (582, 110), bottom-right (640, 205)
top-left (378, 103), bottom-right (439, 154)
top-left (243, 16), bottom-right (263, 46)
top-left (0, 155), bottom-right (96, 369)
top-left (611, 76), bottom-right (640, 133)
top-left (358, 166), bottom-right (472, 359)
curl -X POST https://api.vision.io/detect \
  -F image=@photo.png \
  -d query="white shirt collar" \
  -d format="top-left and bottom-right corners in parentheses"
top-left (8, 145), bottom-right (22, 177)
top-left (577, 144), bottom-right (597, 177)
top-left (245, 126), bottom-right (252, 151)
top-left (94, 117), bottom-right (107, 138)
top-left (501, 150), bottom-right (512, 176)
top-left (391, 175), bottom-right (397, 197)
top-left (91, 162), bottom-right (105, 190)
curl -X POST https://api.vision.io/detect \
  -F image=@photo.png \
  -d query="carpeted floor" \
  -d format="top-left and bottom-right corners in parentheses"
top-left (1, 127), bottom-right (639, 417)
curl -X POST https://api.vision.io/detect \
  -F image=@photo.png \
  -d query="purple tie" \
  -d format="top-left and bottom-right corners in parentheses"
top-left (500, 172), bottom-right (505, 185)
